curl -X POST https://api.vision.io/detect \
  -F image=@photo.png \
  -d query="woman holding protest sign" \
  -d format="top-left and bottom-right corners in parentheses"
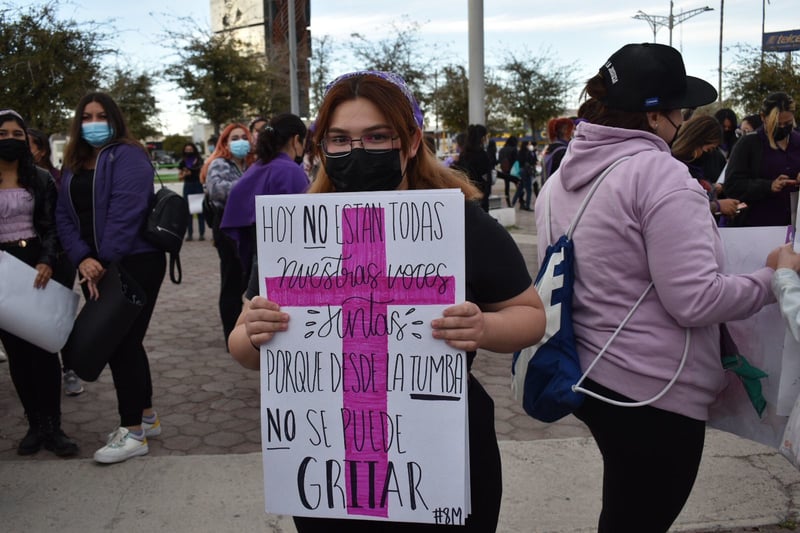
top-left (228, 71), bottom-right (545, 532)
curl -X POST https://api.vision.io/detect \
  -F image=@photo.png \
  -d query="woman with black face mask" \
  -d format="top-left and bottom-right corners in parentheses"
top-left (227, 71), bottom-right (545, 533)
top-left (220, 113), bottom-right (308, 284)
top-left (724, 91), bottom-right (800, 226)
top-left (0, 109), bottom-right (78, 458)
top-left (178, 142), bottom-right (205, 241)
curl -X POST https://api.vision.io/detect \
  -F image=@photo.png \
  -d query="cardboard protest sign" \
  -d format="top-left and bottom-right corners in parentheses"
top-left (254, 189), bottom-right (470, 525)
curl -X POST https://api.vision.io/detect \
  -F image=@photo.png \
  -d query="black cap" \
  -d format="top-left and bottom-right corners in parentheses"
top-left (600, 43), bottom-right (717, 112)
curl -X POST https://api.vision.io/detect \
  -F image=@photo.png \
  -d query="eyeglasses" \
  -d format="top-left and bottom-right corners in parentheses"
top-left (321, 132), bottom-right (398, 158)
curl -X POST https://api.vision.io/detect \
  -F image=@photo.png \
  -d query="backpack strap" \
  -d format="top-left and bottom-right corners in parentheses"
top-left (545, 156), bottom-right (630, 244)
top-left (547, 155), bottom-right (690, 407)
top-left (169, 253), bottom-right (182, 284)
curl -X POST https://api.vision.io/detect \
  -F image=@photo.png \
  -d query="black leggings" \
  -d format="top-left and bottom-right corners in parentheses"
top-left (0, 239), bottom-right (62, 418)
top-left (574, 379), bottom-right (706, 533)
top-left (212, 225), bottom-right (246, 343)
top-left (80, 252), bottom-right (165, 427)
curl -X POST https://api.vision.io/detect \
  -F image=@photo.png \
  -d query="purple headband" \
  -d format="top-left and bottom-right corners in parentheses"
top-left (324, 70), bottom-right (424, 128)
top-left (0, 109), bottom-right (24, 121)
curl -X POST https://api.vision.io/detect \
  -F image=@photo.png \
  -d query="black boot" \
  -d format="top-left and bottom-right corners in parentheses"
top-left (41, 415), bottom-right (78, 457)
top-left (17, 413), bottom-right (43, 456)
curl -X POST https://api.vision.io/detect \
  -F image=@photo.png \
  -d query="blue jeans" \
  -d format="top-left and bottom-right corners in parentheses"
top-left (512, 170), bottom-right (533, 209)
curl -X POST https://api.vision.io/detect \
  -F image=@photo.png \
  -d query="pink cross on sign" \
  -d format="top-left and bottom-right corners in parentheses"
top-left (265, 206), bottom-right (456, 518)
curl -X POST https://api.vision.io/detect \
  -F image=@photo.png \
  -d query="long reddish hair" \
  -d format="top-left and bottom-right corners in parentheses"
top-left (199, 122), bottom-right (254, 183)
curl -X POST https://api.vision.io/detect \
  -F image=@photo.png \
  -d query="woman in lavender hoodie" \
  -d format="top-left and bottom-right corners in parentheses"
top-left (535, 44), bottom-right (777, 532)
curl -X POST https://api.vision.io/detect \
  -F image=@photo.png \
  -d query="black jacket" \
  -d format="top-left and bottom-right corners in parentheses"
top-left (29, 166), bottom-right (59, 267)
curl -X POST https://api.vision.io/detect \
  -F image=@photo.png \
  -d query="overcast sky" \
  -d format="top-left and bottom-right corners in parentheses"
top-left (50, 0), bottom-right (799, 134)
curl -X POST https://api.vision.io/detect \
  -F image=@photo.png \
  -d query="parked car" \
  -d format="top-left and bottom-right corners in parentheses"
top-left (151, 149), bottom-right (176, 166)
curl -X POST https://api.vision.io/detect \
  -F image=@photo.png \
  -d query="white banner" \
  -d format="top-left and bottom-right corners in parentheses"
top-left (254, 189), bottom-right (469, 524)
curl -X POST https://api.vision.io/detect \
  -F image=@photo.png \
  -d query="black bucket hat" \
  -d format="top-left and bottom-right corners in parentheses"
top-left (600, 43), bottom-right (717, 112)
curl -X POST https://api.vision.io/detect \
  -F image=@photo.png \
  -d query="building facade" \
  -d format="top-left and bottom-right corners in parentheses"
top-left (210, 0), bottom-right (311, 117)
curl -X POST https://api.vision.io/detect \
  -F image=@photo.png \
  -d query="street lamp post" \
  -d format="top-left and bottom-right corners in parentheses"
top-left (633, 1), bottom-right (714, 47)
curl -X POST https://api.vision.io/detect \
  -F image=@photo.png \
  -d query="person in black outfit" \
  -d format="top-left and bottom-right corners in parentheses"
top-left (511, 140), bottom-right (536, 210)
top-left (228, 70), bottom-right (546, 533)
top-left (496, 136), bottom-right (518, 207)
top-left (0, 109), bottom-right (78, 457)
top-left (454, 124), bottom-right (493, 212)
top-left (177, 142), bottom-right (205, 241)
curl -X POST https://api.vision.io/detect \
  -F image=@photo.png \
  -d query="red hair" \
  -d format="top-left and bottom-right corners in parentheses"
top-left (547, 117), bottom-right (574, 143)
top-left (200, 122), bottom-right (254, 183)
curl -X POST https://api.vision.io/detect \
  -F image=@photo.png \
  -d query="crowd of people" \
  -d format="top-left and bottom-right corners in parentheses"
top-left (2, 40), bottom-right (800, 533)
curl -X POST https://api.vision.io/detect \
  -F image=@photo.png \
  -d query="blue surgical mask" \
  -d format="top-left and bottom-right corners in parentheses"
top-left (81, 122), bottom-right (114, 147)
top-left (230, 139), bottom-right (250, 159)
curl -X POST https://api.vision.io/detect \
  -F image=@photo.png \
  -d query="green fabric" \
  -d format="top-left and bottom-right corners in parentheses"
top-left (722, 354), bottom-right (768, 417)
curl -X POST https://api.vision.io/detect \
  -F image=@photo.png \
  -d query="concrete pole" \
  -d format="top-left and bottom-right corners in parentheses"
top-left (287, 0), bottom-right (299, 115)
top-left (468, 0), bottom-right (485, 126)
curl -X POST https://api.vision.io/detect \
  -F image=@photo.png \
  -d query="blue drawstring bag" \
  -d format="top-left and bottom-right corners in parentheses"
top-left (511, 157), bottom-right (689, 423)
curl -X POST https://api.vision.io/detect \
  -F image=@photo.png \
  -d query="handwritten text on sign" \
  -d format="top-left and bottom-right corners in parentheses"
top-left (255, 190), bottom-right (468, 524)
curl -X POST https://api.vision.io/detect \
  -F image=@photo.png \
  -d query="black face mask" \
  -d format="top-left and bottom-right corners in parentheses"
top-left (0, 139), bottom-right (28, 162)
top-left (774, 124), bottom-right (794, 142)
top-left (325, 149), bottom-right (404, 193)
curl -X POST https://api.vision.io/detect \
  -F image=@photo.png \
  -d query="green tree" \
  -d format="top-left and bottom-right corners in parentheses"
top-left (725, 45), bottom-right (800, 115)
top-left (105, 68), bottom-right (160, 140)
top-left (310, 35), bottom-right (335, 116)
top-left (162, 134), bottom-right (191, 158)
top-left (347, 17), bottom-right (430, 112)
top-left (431, 65), bottom-right (469, 133)
top-left (166, 29), bottom-right (276, 135)
top-left (0, 1), bottom-right (110, 133)
top-left (500, 50), bottom-right (576, 136)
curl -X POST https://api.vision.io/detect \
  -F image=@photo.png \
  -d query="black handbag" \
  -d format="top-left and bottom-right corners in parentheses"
top-left (61, 263), bottom-right (146, 382)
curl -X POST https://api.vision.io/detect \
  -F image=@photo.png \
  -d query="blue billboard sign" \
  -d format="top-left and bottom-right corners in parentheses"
top-left (763, 30), bottom-right (800, 52)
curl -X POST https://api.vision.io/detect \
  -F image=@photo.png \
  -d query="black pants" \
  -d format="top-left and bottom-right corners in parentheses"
top-left (574, 379), bottom-right (706, 533)
top-left (292, 376), bottom-right (501, 533)
top-left (0, 239), bottom-right (62, 419)
top-left (80, 252), bottom-right (165, 427)
top-left (212, 225), bottom-right (246, 343)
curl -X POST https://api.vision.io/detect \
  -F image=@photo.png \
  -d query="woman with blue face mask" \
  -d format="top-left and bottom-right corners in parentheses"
top-left (200, 123), bottom-right (254, 344)
top-left (55, 92), bottom-right (167, 464)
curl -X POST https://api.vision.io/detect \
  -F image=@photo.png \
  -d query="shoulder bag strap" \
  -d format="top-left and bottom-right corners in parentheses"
top-left (548, 155), bottom-right (690, 407)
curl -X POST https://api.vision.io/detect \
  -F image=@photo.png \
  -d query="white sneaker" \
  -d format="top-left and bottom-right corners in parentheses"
top-left (93, 427), bottom-right (148, 464)
top-left (142, 416), bottom-right (161, 438)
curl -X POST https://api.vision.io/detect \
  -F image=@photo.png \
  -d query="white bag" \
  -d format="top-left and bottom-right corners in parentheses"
top-left (0, 251), bottom-right (79, 352)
